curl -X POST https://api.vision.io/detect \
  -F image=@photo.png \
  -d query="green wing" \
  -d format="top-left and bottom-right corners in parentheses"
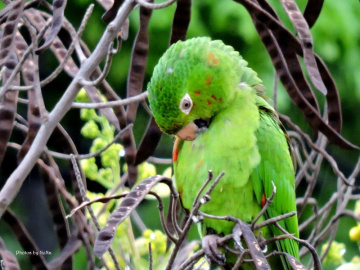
top-left (251, 95), bottom-right (299, 262)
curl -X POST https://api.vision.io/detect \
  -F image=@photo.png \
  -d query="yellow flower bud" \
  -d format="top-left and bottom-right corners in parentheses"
top-left (350, 225), bottom-right (360, 242)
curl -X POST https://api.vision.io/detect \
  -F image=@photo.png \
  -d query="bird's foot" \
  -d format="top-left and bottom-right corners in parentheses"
top-left (257, 232), bottom-right (268, 253)
top-left (202, 234), bottom-right (226, 266)
top-left (232, 222), bottom-right (245, 252)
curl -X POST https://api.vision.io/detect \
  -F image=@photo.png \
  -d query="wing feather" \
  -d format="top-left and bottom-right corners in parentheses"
top-left (252, 95), bottom-right (299, 264)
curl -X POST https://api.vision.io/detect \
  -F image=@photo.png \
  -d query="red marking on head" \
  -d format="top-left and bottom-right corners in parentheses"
top-left (208, 52), bottom-right (214, 63)
top-left (173, 138), bottom-right (179, 162)
top-left (218, 97), bottom-right (223, 103)
top-left (207, 100), bottom-right (213, 106)
top-left (194, 90), bottom-right (201, 96)
top-left (208, 52), bottom-right (219, 66)
top-left (211, 94), bottom-right (217, 100)
top-left (205, 76), bottom-right (212, 86)
top-left (173, 123), bottom-right (179, 127)
top-left (261, 193), bottom-right (266, 207)
top-left (196, 159), bottom-right (204, 169)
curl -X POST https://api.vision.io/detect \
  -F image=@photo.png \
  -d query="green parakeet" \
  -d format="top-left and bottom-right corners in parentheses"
top-left (147, 37), bottom-right (299, 269)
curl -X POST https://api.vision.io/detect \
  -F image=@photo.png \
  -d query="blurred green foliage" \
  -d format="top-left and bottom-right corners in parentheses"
top-left (322, 241), bottom-right (346, 269)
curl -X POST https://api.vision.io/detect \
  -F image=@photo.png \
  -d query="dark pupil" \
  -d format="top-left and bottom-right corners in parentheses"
top-left (184, 101), bottom-right (189, 108)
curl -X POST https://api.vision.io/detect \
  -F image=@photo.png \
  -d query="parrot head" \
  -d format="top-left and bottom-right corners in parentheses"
top-left (147, 37), bottom-right (247, 140)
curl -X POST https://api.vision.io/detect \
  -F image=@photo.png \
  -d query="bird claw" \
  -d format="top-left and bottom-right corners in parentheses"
top-left (257, 232), bottom-right (268, 253)
top-left (232, 223), bottom-right (245, 252)
top-left (202, 234), bottom-right (226, 266)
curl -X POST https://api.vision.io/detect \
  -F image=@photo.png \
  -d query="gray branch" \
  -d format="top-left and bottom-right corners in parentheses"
top-left (0, 0), bottom-right (137, 218)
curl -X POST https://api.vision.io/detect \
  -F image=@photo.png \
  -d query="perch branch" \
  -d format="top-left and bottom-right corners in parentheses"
top-left (166, 171), bottom-right (225, 270)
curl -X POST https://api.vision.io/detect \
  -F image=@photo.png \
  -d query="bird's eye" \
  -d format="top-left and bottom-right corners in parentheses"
top-left (179, 93), bottom-right (193, 115)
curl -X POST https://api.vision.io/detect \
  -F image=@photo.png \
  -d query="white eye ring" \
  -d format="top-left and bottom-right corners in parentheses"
top-left (179, 93), bottom-right (193, 115)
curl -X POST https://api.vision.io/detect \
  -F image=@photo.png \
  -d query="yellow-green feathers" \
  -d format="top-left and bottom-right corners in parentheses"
top-left (148, 37), bottom-right (299, 265)
top-left (148, 37), bottom-right (261, 135)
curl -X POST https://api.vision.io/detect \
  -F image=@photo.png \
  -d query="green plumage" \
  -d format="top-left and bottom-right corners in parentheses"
top-left (148, 37), bottom-right (299, 268)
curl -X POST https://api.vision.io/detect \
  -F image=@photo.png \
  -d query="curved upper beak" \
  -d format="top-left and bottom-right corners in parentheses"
top-left (176, 122), bottom-right (199, 141)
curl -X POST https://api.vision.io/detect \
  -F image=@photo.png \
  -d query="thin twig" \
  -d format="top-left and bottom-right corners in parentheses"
top-left (274, 222), bottom-right (322, 269)
top-left (46, 124), bottom-right (133, 160)
top-left (135, 0), bottom-right (177, 9)
top-left (72, 91), bottom-right (148, 109)
top-left (293, 235), bottom-right (322, 270)
top-left (0, 19), bottom-right (52, 96)
top-left (166, 171), bottom-right (225, 270)
top-left (177, 234), bottom-right (234, 270)
top-left (299, 192), bottom-right (337, 232)
top-left (80, 41), bottom-right (114, 86)
top-left (149, 192), bottom-right (178, 243)
top-left (131, 210), bottom-right (147, 232)
top-left (66, 193), bottom-right (129, 218)
top-left (296, 135), bottom-right (326, 216)
top-left (280, 114), bottom-right (353, 186)
top-left (251, 181), bottom-right (276, 229)
top-left (171, 192), bottom-right (183, 236)
top-left (148, 242), bottom-right (153, 270)
top-left (192, 170), bottom-right (214, 208)
top-left (96, 172), bottom-right (129, 217)
top-left (260, 234), bottom-right (296, 248)
top-left (0, 0), bottom-right (137, 219)
top-left (193, 259), bottom-right (207, 270)
top-left (147, 156), bottom-right (172, 164)
top-left (272, 72), bottom-right (278, 111)
top-left (40, 4), bottom-right (95, 88)
top-left (70, 155), bottom-right (121, 270)
top-left (232, 248), bottom-right (249, 270)
top-left (253, 212), bottom-right (296, 231)
top-left (141, 100), bottom-right (153, 115)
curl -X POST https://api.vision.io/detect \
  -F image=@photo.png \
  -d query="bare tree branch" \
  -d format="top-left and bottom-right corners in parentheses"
top-left (0, 0), bottom-right (136, 218)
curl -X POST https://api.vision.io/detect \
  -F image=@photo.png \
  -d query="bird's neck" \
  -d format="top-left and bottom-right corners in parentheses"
top-left (212, 84), bottom-right (258, 124)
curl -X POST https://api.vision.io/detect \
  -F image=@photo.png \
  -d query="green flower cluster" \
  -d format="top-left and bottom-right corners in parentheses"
top-left (142, 229), bottom-right (167, 258)
top-left (322, 241), bottom-right (346, 267)
top-left (76, 89), bottom-right (123, 189)
top-left (75, 89), bottom-right (175, 269)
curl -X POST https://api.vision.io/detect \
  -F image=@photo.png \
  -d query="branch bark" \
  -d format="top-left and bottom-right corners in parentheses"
top-left (0, 0), bottom-right (136, 218)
